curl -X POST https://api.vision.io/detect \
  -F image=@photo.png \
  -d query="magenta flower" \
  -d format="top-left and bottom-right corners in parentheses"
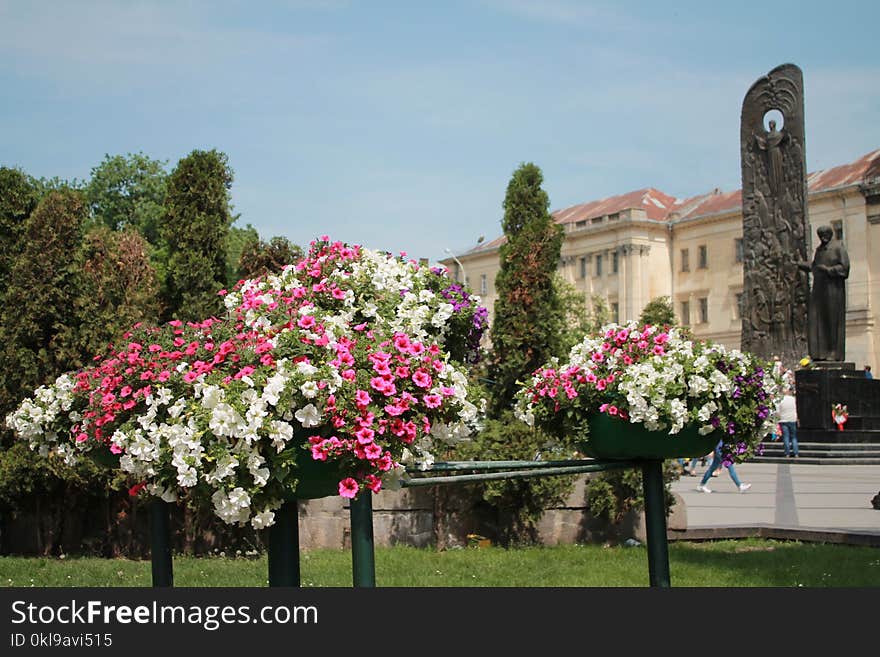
top-left (339, 478), bottom-right (359, 499)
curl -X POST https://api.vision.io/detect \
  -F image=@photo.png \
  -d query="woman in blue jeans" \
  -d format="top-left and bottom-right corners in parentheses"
top-left (696, 441), bottom-right (751, 493)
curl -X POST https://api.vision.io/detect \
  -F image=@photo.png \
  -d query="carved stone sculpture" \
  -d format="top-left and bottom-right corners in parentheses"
top-left (740, 64), bottom-right (810, 365)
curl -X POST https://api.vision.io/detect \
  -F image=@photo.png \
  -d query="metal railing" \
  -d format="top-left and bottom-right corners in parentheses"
top-left (147, 457), bottom-right (674, 588)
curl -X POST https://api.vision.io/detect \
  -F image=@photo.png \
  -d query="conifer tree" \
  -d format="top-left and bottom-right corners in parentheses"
top-left (0, 189), bottom-right (87, 430)
top-left (0, 167), bottom-right (39, 294)
top-left (487, 163), bottom-right (564, 416)
top-left (159, 149), bottom-right (234, 321)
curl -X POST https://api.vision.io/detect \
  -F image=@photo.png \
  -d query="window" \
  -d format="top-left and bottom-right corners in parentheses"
top-left (480, 274), bottom-right (487, 296)
top-left (699, 297), bottom-right (709, 324)
top-left (735, 238), bottom-right (744, 263)
top-left (832, 219), bottom-right (845, 242)
top-left (611, 302), bottom-right (619, 324)
top-left (464, 275), bottom-right (470, 288)
top-left (579, 256), bottom-right (588, 279)
top-left (698, 245), bottom-right (708, 269)
top-left (680, 301), bottom-right (690, 326)
top-left (735, 292), bottom-right (744, 319)
top-left (612, 251), bottom-right (619, 274)
top-left (680, 248), bottom-right (690, 272)
top-left (596, 254), bottom-right (603, 277)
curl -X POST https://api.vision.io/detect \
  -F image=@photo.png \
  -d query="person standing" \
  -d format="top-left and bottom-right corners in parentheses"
top-left (866, 365), bottom-right (874, 380)
top-left (777, 386), bottom-right (799, 458)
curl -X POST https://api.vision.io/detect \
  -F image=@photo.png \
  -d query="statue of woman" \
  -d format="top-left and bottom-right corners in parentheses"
top-left (755, 120), bottom-right (787, 195)
top-left (798, 225), bottom-right (850, 361)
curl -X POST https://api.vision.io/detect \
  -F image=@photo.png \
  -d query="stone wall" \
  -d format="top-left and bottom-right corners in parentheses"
top-left (296, 475), bottom-right (688, 549)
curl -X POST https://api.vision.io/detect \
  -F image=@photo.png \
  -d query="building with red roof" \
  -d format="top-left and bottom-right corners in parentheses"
top-left (443, 148), bottom-right (880, 369)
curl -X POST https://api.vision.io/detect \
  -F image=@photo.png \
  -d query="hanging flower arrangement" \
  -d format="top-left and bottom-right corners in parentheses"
top-left (514, 322), bottom-right (783, 465)
top-left (6, 237), bottom-right (488, 529)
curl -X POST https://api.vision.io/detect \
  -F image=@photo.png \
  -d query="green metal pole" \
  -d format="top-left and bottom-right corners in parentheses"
top-left (641, 460), bottom-right (671, 588)
top-left (268, 500), bottom-right (301, 587)
top-left (350, 493), bottom-right (376, 587)
top-left (150, 499), bottom-right (173, 587)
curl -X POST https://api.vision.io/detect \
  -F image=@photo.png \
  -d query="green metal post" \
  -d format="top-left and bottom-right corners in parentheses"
top-left (268, 500), bottom-right (301, 587)
top-left (350, 493), bottom-right (376, 587)
top-left (641, 460), bottom-right (671, 587)
top-left (150, 499), bottom-right (173, 587)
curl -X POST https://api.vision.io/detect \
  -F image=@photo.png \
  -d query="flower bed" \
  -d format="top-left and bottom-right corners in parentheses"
top-left (514, 322), bottom-right (782, 464)
top-left (6, 237), bottom-right (487, 529)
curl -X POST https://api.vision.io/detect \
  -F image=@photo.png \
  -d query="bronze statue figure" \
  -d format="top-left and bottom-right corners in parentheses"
top-left (755, 119), bottom-right (787, 195)
top-left (798, 225), bottom-right (850, 361)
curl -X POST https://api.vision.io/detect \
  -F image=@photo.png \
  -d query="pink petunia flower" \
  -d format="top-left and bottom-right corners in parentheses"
top-left (338, 478), bottom-right (359, 499)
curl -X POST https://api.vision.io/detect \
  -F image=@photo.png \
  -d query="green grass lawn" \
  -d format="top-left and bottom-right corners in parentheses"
top-left (2, 539), bottom-right (879, 587)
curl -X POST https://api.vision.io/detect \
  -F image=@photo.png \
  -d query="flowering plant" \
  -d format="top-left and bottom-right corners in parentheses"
top-left (514, 322), bottom-right (782, 465)
top-left (832, 403), bottom-right (848, 430)
top-left (6, 237), bottom-right (487, 529)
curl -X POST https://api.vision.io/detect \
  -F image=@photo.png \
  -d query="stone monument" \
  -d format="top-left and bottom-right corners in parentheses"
top-left (739, 63), bottom-right (810, 366)
top-left (740, 65), bottom-right (879, 445)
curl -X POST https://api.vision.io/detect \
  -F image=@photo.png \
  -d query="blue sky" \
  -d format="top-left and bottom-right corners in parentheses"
top-left (2, 0), bottom-right (879, 262)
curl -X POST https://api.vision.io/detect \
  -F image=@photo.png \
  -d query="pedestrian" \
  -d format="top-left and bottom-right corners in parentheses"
top-left (777, 385), bottom-right (799, 457)
top-left (696, 441), bottom-right (751, 493)
top-left (678, 456), bottom-right (700, 476)
top-left (866, 365), bottom-right (873, 380)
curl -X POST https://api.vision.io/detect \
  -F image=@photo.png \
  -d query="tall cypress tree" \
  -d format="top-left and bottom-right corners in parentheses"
top-left (0, 167), bottom-right (39, 294)
top-left (487, 163), bottom-right (564, 416)
top-left (159, 149), bottom-right (234, 321)
top-left (0, 189), bottom-right (87, 429)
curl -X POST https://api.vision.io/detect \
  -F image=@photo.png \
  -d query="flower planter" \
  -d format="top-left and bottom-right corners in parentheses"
top-left (288, 446), bottom-right (344, 500)
top-left (579, 413), bottom-right (720, 460)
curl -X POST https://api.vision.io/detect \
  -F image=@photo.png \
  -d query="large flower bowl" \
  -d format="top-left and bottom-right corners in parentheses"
top-left (288, 446), bottom-right (345, 500)
top-left (579, 413), bottom-right (720, 460)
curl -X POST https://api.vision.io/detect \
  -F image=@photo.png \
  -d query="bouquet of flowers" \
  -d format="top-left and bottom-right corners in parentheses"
top-left (832, 403), bottom-right (848, 431)
top-left (514, 322), bottom-right (783, 464)
top-left (6, 237), bottom-right (488, 529)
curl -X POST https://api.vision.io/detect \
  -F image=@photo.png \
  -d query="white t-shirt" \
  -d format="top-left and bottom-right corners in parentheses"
top-left (777, 395), bottom-right (797, 423)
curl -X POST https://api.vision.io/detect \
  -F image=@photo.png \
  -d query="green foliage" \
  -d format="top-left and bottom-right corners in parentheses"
top-left (236, 235), bottom-right (305, 282)
top-left (0, 167), bottom-right (40, 294)
top-left (226, 223), bottom-right (260, 286)
top-left (585, 293), bottom-right (611, 333)
top-left (553, 275), bottom-right (591, 356)
top-left (85, 152), bottom-right (168, 245)
top-left (159, 149), bottom-right (234, 321)
top-left (554, 279), bottom-right (614, 356)
top-left (456, 411), bottom-right (575, 546)
top-left (585, 461), bottom-right (680, 525)
top-left (57, 226), bottom-right (161, 361)
top-left (0, 189), bottom-right (87, 434)
top-left (0, 443), bottom-right (115, 514)
top-left (639, 295), bottom-right (676, 327)
top-left (488, 163), bottom-right (564, 416)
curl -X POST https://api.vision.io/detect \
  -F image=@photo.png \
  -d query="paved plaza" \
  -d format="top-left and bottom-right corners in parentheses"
top-left (670, 462), bottom-right (880, 543)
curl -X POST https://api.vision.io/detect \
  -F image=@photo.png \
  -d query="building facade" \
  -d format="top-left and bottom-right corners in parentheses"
top-left (444, 149), bottom-right (880, 370)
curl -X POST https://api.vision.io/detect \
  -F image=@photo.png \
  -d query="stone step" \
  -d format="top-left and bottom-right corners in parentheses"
top-left (750, 456), bottom-right (880, 465)
top-left (754, 440), bottom-right (880, 464)
top-left (761, 441), bottom-right (880, 451)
